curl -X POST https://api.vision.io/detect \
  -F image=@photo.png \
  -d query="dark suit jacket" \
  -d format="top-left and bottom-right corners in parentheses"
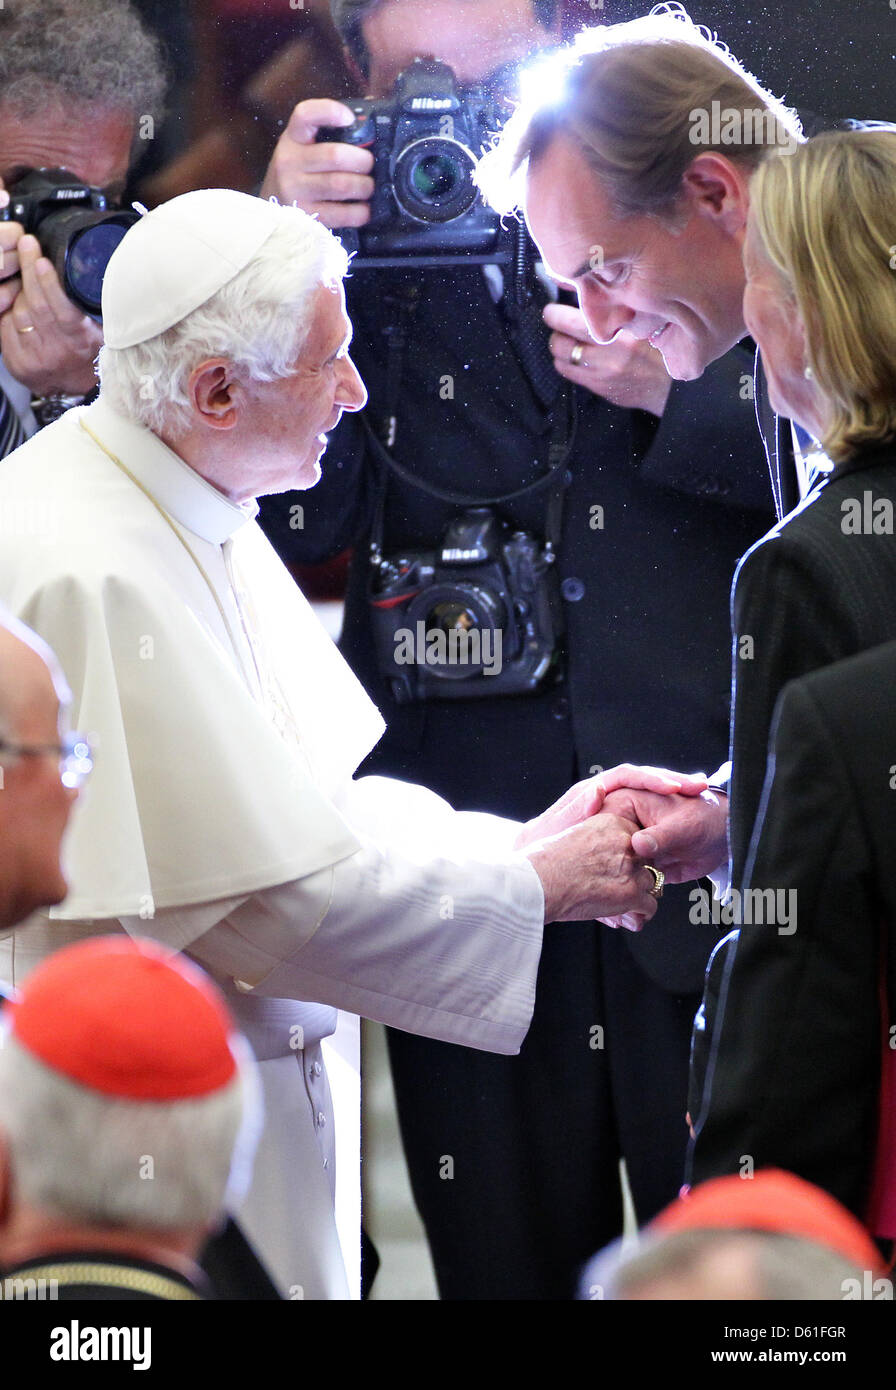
top-left (692, 639), bottom-right (896, 1219)
top-left (728, 442), bottom-right (896, 886)
top-left (260, 267), bottom-right (773, 995)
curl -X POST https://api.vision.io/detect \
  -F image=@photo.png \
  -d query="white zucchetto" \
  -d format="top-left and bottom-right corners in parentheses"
top-left (102, 188), bottom-right (285, 349)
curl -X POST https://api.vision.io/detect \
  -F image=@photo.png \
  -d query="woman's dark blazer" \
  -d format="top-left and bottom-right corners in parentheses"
top-left (691, 440), bottom-right (896, 1215)
top-left (692, 639), bottom-right (896, 1218)
top-left (728, 440), bottom-right (896, 885)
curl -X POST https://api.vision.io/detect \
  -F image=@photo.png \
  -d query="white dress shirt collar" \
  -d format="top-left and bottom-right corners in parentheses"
top-left (79, 395), bottom-right (258, 544)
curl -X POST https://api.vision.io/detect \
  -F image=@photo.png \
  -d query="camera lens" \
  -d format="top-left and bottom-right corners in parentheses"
top-left (407, 582), bottom-right (506, 680)
top-left (393, 137), bottom-right (479, 224)
top-left (38, 207), bottom-right (138, 320)
top-left (66, 220), bottom-right (132, 317)
top-left (428, 599), bottom-right (477, 635)
top-left (411, 154), bottom-right (458, 199)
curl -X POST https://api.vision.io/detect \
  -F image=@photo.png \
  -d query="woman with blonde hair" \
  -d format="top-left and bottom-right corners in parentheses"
top-left (692, 127), bottom-right (896, 1231)
top-left (729, 127), bottom-right (896, 883)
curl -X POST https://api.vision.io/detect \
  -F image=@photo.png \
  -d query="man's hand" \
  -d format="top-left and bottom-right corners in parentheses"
top-left (0, 227), bottom-right (102, 396)
top-left (543, 303), bottom-right (672, 417)
top-left (526, 812), bottom-right (661, 927)
top-left (260, 98), bottom-right (375, 228)
top-left (600, 785), bottom-right (729, 885)
top-left (0, 212), bottom-right (24, 313)
top-left (514, 762), bottom-right (708, 852)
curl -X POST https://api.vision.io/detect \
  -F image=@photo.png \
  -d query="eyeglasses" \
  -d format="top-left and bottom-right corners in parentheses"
top-left (0, 731), bottom-right (94, 789)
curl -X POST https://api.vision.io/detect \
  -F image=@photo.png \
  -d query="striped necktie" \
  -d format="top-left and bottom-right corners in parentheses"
top-left (0, 383), bottom-right (25, 457)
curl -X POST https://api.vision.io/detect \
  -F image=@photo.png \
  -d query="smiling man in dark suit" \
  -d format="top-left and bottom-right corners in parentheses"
top-left (477, 9), bottom-right (876, 892)
top-left (476, 12), bottom-right (812, 903)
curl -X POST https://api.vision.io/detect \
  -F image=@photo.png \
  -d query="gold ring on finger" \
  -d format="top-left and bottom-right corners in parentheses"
top-left (570, 342), bottom-right (585, 366)
top-left (645, 865), bottom-right (665, 899)
top-left (16, 322), bottom-right (35, 334)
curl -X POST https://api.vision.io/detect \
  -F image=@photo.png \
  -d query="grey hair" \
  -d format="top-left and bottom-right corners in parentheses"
top-left (0, 1030), bottom-right (262, 1230)
top-left (97, 205), bottom-right (350, 440)
top-left (0, 0), bottom-right (167, 128)
top-left (477, 4), bottom-right (803, 219)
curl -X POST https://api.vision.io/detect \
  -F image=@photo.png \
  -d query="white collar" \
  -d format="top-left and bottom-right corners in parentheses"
top-left (78, 396), bottom-right (259, 544)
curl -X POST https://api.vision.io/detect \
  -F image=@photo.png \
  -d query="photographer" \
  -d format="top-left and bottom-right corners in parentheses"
top-left (0, 0), bottom-right (165, 448)
top-left (259, 0), bottom-right (774, 1299)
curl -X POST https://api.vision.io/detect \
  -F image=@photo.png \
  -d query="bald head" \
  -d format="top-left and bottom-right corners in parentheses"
top-left (0, 615), bottom-right (76, 932)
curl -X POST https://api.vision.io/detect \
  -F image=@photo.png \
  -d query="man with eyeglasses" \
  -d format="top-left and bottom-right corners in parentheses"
top-left (0, 613), bottom-right (89, 934)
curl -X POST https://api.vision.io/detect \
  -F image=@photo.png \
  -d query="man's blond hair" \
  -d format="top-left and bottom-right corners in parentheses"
top-left (477, 6), bottom-right (802, 217)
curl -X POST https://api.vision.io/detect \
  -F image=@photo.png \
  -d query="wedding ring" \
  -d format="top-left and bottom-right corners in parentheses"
top-left (570, 342), bottom-right (585, 366)
top-left (16, 322), bottom-right (35, 334)
top-left (645, 865), bottom-right (665, 899)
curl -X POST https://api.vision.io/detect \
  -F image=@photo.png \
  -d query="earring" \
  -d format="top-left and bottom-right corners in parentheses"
top-left (804, 365), bottom-right (814, 380)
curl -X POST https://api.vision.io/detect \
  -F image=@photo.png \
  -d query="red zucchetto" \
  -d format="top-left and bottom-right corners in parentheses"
top-left (3, 936), bottom-right (238, 1099)
top-left (659, 1169), bottom-right (885, 1274)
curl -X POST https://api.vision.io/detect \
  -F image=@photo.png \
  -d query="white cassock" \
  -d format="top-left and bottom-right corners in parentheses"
top-left (0, 396), bottom-right (545, 1297)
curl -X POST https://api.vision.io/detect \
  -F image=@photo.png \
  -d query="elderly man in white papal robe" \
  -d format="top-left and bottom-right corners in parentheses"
top-left (0, 190), bottom-right (690, 1297)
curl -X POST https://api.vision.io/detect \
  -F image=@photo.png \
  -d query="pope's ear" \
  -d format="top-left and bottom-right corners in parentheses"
top-left (681, 152), bottom-right (750, 237)
top-left (187, 359), bottom-right (242, 431)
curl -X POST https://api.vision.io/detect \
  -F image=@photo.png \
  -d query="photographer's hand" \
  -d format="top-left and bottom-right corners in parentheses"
top-left (543, 303), bottom-right (672, 417)
top-left (0, 193), bottom-right (24, 318)
top-left (0, 233), bottom-right (101, 397)
top-left (260, 98), bottom-right (375, 229)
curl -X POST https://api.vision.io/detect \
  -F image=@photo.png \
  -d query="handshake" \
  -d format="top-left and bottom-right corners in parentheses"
top-left (515, 764), bottom-right (729, 931)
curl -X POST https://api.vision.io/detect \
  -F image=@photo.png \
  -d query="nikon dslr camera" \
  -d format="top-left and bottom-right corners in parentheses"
top-left (317, 58), bottom-right (509, 266)
top-left (369, 508), bottom-right (563, 703)
top-left (0, 168), bottom-right (138, 320)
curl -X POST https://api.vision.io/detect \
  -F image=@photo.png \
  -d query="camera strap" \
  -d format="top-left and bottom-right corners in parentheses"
top-left (502, 221), bottom-right (561, 413)
top-left (365, 275), bottom-right (577, 566)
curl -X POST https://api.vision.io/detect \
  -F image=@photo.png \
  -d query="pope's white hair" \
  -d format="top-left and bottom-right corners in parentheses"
top-left (97, 204), bottom-right (350, 441)
top-left (0, 1030), bottom-right (262, 1231)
